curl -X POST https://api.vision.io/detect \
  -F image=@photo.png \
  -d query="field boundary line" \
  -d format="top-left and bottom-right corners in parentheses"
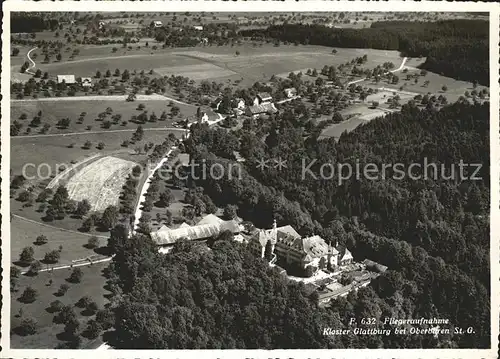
top-left (12, 214), bottom-right (108, 239)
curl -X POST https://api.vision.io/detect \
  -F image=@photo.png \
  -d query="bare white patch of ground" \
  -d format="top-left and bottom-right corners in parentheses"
top-left (66, 156), bottom-right (137, 211)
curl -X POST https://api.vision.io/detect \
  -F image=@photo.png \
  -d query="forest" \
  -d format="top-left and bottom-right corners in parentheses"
top-left (239, 20), bottom-right (489, 85)
top-left (106, 99), bottom-right (489, 348)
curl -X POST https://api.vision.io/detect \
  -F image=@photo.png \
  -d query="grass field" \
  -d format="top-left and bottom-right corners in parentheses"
top-left (11, 99), bottom-right (194, 136)
top-left (11, 215), bottom-right (107, 269)
top-left (11, 261), bottom-right (109, 349)
top-left (66, 156), bottom-right (137, 211)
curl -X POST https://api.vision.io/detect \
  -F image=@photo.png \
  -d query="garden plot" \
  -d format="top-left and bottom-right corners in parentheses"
top-left (66, 156), bottom-right (136, 211)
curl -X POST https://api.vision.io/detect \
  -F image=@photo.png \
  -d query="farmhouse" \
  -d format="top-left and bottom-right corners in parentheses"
top-left (193, 25), bottom-right (204, 31)
top-left (57, 75), bottom-right (76, 84)
top-left (254, 92), bottom-right (273, 105)
top-left (245, 103), bottom-right (278, 118)
top-left (150, 214), bottom-right (242, 246)
top-left (231, 98), bottom-right (246, 115)
top-left (151, 20), bottom-right (163, 28)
